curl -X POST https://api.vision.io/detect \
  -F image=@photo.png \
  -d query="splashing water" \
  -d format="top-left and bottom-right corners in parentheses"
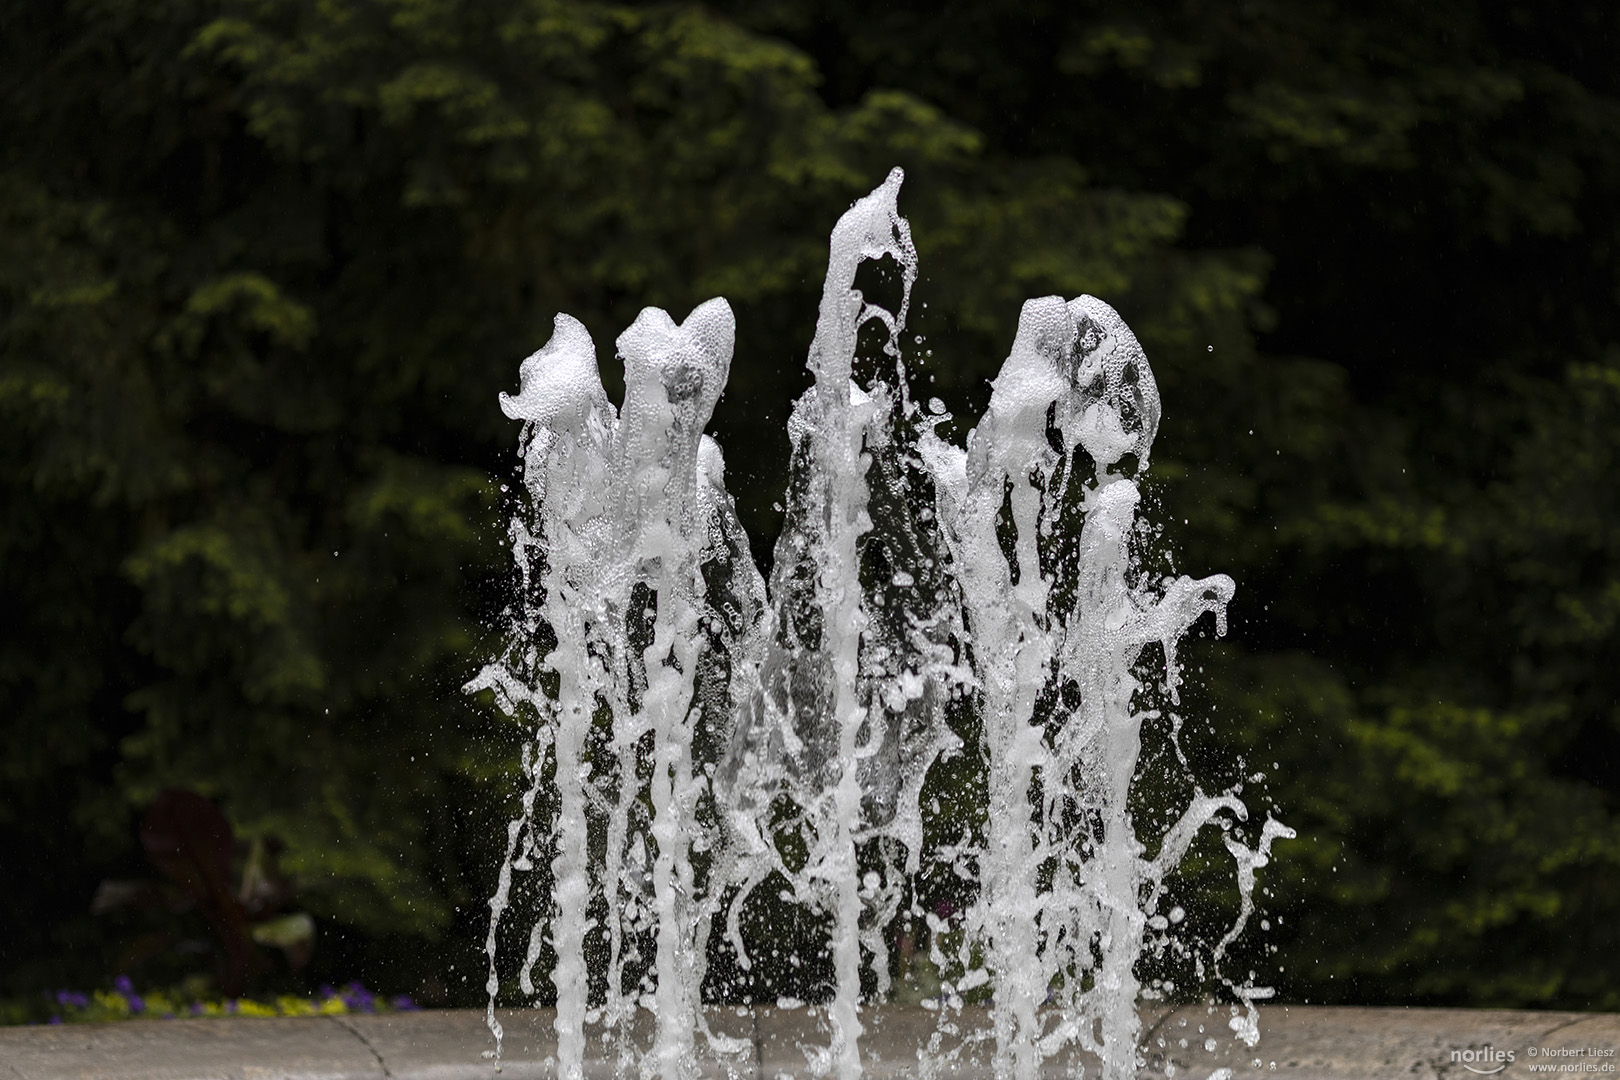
top-left (467, 169), bottom-right (1292, 1080)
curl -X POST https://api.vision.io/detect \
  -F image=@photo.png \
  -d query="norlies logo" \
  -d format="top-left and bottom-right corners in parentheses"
top-left (1453, 1046), bottom-right (1517, 1074)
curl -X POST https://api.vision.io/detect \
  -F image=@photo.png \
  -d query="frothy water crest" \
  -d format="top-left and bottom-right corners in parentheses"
top-left (467, 169), bottom-right (1293, 1080)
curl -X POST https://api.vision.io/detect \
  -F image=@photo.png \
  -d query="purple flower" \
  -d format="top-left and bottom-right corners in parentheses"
top-left (55, 990), bottom-right (89, 1009)
top-left (113, 976), bottom-right (145, 1014)
top-left (341, 982), bottom-right (376, 1013)
top-left (190, 1002), bottom-right (205, 1015)
top-left (389, 995), bottom-right (420, 1012)
top-left (317, 983), bottom-right (337, 1000)
top-left (48, 1015), bottom-right (62, 1025)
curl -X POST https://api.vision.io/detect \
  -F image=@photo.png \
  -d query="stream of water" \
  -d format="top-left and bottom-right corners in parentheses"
top-left (468, 169), bottom-right (1292, 1080)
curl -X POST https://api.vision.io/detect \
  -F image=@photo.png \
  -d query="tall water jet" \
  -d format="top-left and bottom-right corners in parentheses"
top-left (470, 168), bottom-right (1291, 1080)
top-left (716, 168), bottom-right (970, 1079)
top-left (468, 300), bottom-right (764, 1080)
top-left (921, 296), bottom-right (1292, 1080)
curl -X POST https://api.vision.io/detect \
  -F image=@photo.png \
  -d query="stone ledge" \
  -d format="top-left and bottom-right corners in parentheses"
top-left (2, 1005), bottom-right (1616, 1079)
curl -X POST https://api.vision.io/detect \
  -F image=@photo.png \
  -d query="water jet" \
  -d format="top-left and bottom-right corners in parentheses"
top-left (468, 169), bottom-right (1292, 1080)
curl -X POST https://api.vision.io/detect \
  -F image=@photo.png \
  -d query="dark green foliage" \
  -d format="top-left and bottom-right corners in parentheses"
top-left (3, 0), bottom-right (1617, 1009)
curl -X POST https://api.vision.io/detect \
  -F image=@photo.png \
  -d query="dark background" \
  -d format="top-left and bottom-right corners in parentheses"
top-left (3, 0), bottom-right (1617, 1014)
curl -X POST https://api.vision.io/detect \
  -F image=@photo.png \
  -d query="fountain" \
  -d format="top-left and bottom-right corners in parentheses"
top-left (467, 169), bottom-right (1292, 1080)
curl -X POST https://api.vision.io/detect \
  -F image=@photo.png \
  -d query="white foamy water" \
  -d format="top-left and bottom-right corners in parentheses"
top-left (469, 170), bottom-right (1291, 1080)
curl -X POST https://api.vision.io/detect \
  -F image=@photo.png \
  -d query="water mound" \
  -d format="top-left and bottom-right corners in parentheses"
top-left (468, 169), bottom-right (1292, 1080)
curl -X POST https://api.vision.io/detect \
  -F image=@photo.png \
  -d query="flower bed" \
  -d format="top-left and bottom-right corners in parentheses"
top-left (8, 978), bottom-right (419, 1026)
